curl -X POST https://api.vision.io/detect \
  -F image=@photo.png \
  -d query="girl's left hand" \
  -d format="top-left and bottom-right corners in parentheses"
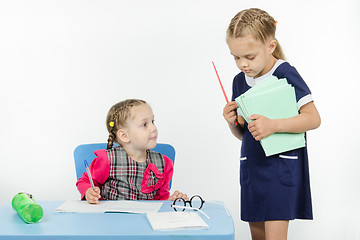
top-left (248, 114), bottom-right (277, 140)
top-left (168, 190), bottom-right (188, 201)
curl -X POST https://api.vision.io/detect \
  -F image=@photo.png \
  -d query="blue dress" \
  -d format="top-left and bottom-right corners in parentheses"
top-left (232, 60), bottom-right (313, 222)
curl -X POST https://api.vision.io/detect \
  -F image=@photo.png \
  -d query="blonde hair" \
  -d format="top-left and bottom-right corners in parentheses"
top-left (226, 8), bottom-right (285, 60)
top-left (105, 99), bottom-right (147, 150)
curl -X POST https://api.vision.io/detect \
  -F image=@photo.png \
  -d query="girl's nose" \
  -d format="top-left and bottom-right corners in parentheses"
top-left (151, 123), bottom-right (157, 132)
top-left (238, 58), bottom-right (248, 68)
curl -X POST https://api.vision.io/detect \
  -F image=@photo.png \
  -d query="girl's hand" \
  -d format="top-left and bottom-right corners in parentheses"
top-left (168, 190), bottom-right (189, 201)
top-left (85, 186), bottom-right (101, 204)
top-left (248, 114), bottom-right (277, 140)
top-left (223, 101), bottom-right (239, 126)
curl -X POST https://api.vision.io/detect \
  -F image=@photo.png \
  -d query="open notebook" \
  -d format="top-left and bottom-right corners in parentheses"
top-left (53, 200), bottom-right (163, 214)
top-left (235, 76), bottom-right (305, 156)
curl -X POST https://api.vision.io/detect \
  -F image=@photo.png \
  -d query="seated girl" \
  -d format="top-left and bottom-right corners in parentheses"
top-left (76, 99), bottom-right (187, 203)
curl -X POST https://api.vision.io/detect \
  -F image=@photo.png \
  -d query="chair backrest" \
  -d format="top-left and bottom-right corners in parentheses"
top-left (74, 143), bottom-right (175, 190)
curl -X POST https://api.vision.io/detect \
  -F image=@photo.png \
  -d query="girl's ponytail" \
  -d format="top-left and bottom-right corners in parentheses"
top-left (273, 39), bottom-right (285, 60)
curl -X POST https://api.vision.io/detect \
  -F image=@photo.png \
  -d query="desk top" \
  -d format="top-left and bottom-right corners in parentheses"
top-left (0, 201), bottom-right (234, 240)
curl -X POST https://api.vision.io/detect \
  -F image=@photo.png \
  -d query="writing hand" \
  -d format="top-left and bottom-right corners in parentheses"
top-left (85, 186), bottom-right (101, 204)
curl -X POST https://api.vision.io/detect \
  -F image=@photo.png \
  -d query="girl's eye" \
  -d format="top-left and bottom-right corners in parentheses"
top-left (247, 56), bottom-right (255, 60)
top-left (234, 56), bottom-right (240, 60)
top-left (142, 123), bottom-right (147, 127)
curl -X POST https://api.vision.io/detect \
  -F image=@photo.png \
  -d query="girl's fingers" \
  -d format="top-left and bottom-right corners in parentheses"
top-left (224, 101), bottom-right (238, 113)
top-left (94, 187), bottom-right (101, 198)
top-left (173, 191), bottom-right (180, 198)
top-left (182, 194), bottom-right (189, 201)
top-left (86, 187), bottom-right (101, 204)
top-left (169, 191), bottom-right (189, 200)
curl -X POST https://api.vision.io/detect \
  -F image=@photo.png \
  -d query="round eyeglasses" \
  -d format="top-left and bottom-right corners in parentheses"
top-left (172, 195), bottom-right (205, 211)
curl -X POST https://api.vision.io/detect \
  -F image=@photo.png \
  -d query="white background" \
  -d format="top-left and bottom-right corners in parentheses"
top-left (1, 1), bottom-right (359, 239)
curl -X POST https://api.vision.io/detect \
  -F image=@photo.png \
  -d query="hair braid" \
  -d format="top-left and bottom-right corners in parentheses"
top-left (106, 106), bottom-right (122, 150)
top-left (107, 131), bottom-right (116, 150)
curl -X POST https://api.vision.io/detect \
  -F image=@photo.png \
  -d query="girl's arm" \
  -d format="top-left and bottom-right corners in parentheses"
top-left (76, 149), bottom-right (110, 201)
top-left (248, 101), bottom-right (321, 141)
top-left (223, 101), bottom-right (245, 140)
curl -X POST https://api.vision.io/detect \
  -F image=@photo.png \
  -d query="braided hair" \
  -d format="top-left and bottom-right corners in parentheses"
top-left (226, 8), bottom-right (285, 60)
top-left (105, 99), bottom-right (146, 150)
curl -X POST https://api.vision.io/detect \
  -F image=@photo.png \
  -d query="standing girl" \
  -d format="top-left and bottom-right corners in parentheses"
top-left (77, 99), bottom-right (187, 203)
top-left (223, 8), bottom-right (321, 240)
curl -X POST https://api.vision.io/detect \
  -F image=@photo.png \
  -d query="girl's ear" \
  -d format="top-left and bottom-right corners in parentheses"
top-left (117, 129), bottom-right (130, 143)
top-left (268, 39), bottom-right (277, 54)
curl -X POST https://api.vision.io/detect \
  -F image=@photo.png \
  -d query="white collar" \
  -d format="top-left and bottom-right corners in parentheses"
top-left (245, 59), bottom-right (285, 87)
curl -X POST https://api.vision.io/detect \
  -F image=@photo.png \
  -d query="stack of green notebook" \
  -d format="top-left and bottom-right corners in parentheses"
top-left (235, 76), bottom-right (305, 156)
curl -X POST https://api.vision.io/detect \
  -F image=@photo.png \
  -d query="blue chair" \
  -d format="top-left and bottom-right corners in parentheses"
top-left (74, 143), bottom-right (175, 190)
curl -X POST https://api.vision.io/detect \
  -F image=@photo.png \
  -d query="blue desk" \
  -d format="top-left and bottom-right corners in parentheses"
top-left (0, 201), bottom-right (234, 239)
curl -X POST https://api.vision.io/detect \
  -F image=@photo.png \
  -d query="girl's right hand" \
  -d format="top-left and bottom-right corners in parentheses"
top-left (85, 187), bottom-right (101, 204)
top-left (223, 101), bottom-right (239, 126)
top-left (168, 190), bottom-right (189, 201)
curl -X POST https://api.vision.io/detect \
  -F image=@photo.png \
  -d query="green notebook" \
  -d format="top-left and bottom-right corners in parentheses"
top-left (235, 76), bottom-right (305, 156)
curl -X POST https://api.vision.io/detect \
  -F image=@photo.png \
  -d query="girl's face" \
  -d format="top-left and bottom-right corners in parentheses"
top-left (122, 104), bottom-right (158, 151)
top-left (227, 34), bottom-right (277, 79)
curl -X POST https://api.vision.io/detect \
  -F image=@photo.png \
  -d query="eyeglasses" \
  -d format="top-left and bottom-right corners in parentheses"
top-left (171, 195), bottom-right (209, 219)
top-left (172, 195), bottom-right (204, 211)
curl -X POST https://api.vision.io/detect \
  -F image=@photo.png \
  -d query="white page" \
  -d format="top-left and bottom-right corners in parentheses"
top-left (105, 201), bottom-right (163, 213)
top-left (146, 212), bottom-right (209, 231)
top-left (53, 200), bottom-right (163, 214)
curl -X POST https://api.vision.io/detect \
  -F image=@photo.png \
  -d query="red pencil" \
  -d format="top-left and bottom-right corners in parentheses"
top-left (212, 61), bottom-right (229, 103)
top-left (212, 61), bottom-right (238, 126)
